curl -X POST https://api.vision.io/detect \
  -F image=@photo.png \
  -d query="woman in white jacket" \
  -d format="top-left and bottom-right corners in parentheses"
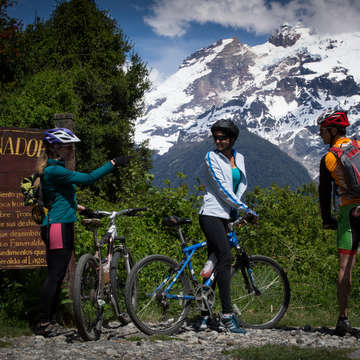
top-left (198, 119), bottom-right (258, 333)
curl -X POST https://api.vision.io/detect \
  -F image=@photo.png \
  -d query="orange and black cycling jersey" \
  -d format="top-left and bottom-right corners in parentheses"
top-left (319, 137), bottom-right (360, 222)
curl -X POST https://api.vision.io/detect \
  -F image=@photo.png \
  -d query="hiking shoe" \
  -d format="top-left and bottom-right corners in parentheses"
top-left (335, 317), bottom-right (352, 336)
top-left (34, 322), bottom-right (72, 338)
top-left (220, 313), bottom-right (246, 334)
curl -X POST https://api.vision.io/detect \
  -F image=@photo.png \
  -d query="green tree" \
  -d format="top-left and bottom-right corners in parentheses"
top-left (0, 0), bottom-right (152, 201)
top-left (0, 69), bottom-right (80, 128)
top-left (0, 0), bottom-right (23, 85)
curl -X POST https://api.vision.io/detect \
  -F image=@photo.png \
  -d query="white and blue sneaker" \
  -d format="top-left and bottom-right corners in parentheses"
top-left (220, 313), bottom-right (246, 334)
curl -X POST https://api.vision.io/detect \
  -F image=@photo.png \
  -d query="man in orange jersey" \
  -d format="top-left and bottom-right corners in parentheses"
top-left (318, 109), bottom-right (360, 336)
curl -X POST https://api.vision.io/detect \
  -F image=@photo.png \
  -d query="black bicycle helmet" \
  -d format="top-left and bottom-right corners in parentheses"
top-left (211, 119), bottom-right (239, 140)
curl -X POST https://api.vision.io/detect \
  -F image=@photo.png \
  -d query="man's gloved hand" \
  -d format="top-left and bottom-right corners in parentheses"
top-left (323, 217), bottom-right (337, 230)
top-left (112, 156), bottom-right (131, 167)
top-left (244, 212), bottom-right (259, 225)
top-left (79, 207), bottom-right (96, 218)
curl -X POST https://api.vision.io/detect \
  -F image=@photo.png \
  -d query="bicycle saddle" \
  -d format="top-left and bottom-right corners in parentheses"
top-left (81, 218), bottom-right (101, 228)
top-left (162, 216), bottom-right (192, 227)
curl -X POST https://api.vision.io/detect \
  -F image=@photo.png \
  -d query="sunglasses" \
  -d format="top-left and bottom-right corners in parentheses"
top-left (213, 135), bottom-right (229, 141)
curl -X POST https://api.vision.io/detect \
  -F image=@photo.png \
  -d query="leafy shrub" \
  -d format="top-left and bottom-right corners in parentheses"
top-left (2, 179), bottom-right (358, 327)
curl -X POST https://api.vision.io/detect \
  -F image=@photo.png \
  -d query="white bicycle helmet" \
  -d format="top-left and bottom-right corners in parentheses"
top-left (44, 128), bottom-right (80, 144)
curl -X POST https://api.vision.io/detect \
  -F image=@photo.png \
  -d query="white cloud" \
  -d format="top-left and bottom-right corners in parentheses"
top-left (144, 0), bottom-right (360, 37)
top-left (149, 68), bottom-right (166, 89)
top-left (141, 38), bottom-right (207, 82)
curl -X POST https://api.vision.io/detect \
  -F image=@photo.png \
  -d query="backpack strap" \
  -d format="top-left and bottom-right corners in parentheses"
top-left (39, 173), bottom-right (55, 211)
top-left (329, 138), bottom-right (358, 158)
top-left (329, 146), bottom-right (343, 159)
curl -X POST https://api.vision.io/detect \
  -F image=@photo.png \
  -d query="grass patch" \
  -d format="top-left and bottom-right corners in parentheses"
top-left (224, 345), bottom-right (355, 360)
top-left (0, 321), bottom-right (32, 338)
top-left (126, 335), bottom-right (144, 342)
top-left (0, 312), bottom-right (32, 338)
top-left (276, 303), bottom-right (360, 329)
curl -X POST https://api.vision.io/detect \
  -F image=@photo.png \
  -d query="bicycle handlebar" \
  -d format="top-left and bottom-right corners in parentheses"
top-left (228, 216), bottom-right (249, 231)
top-left (92, 207), bottom-right (148, 219)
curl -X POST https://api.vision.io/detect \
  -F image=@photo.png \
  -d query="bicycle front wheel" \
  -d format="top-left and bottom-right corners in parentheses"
top-left (125, 254), bottom-right (192, 335)
top-left (231, 255), bottom-right (290, 329)
top-left (110, 248), bottom-right (134, 322)
top-left (73, 254), bottom-right (104, 341)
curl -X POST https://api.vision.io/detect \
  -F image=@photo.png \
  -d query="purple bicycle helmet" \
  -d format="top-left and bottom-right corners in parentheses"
top-left (43, 128), bottom-right (80, 144)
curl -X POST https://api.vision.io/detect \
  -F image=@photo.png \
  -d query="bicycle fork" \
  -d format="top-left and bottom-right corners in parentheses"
top-left (110, 250), bottom-right (132, 324)
top-left (236, 248), bottom-right (261, 296)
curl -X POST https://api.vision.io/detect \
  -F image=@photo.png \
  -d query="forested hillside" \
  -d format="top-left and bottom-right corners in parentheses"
top-left (151, 128), bottom-right (311, 190)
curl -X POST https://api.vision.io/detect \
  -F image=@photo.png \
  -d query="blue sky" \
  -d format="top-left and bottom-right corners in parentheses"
top-left (8, 0), bottom-right (360, 87)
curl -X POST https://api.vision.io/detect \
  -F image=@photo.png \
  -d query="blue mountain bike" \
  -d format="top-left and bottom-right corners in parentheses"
top-left (124, 215), bottom-right (290, 335)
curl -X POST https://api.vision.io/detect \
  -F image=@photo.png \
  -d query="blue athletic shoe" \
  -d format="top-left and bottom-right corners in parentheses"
top-left (220, 313), bottom-right (246, 334)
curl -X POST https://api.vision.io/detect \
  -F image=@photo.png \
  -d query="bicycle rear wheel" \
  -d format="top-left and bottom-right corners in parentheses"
top-left (73, 254), bottom-right (104, 341)
top-left (110, 248), bottom-right (134, 324)
top-left (231, 255), bottom-right (290, 328)
top-left (125, 254), bottom-right (192, 335)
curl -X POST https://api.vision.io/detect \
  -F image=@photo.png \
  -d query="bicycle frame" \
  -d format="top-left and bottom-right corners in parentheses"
top-left (160, 241), bottom-right (207, 302)
top-left (95, 210), bottom-right (139, 305)
top-left (154, 219), bottom-right (260, 304)
top-left (86, 210), bottom-right (139, 313)
top-left (93, 211), bottom-right (120, 260)
top-left (93, 210), bottom-right (134, 275)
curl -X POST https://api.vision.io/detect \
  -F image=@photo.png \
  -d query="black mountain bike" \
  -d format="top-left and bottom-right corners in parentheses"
top-left (73, 207), bottom-right (147, 341)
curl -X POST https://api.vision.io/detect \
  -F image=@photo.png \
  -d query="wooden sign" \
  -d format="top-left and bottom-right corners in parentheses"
top-left (0, 128), bottom-right (46, 268)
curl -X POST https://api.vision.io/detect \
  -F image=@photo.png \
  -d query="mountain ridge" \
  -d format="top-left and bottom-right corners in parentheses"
top-left (136, 24), bottom-right (360, 180)
top-left (151, 128), bottom-right (311, 190)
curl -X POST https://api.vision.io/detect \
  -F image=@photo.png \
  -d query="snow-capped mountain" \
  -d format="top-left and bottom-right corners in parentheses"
top-left (136, 24), bottom-right (360, 179)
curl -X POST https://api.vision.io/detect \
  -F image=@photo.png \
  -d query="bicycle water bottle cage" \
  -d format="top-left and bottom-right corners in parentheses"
top-left (162, 216), bottom-right (192, 227)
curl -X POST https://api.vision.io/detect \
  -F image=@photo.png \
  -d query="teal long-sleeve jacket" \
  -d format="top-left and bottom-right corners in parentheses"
top-left (41, 159), bottom-right (114, 226)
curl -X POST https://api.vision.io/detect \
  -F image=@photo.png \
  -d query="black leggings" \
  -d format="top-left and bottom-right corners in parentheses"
top-left (39, 223), bottom-right (74, 323)
top-left (199, 214), bottom-right (232, 314)
top-left (39, 248), bottom-right (72, 323)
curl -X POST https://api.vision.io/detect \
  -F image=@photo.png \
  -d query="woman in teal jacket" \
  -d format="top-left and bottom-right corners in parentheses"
top-left (35, 128), bottom-right (127, 337)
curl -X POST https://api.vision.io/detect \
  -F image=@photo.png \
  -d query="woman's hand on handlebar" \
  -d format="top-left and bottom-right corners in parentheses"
top-left (78, 206), bottom-right (96, 218)
top-left (243, 212), bottom-right (259, 225)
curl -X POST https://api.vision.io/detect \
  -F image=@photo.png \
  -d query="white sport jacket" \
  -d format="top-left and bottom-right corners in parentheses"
top-left (199, 149), bottom-right (256, 219)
